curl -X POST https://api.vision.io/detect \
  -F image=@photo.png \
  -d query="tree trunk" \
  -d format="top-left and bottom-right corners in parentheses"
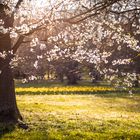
top-left (66, 72), bottom-right (77, 85)
top-left (0, 4), bottom-right (22, 123)
top-left (0, 60), bottom-right (22, 122)
top-left (0, 36), bottom-right (22, 122)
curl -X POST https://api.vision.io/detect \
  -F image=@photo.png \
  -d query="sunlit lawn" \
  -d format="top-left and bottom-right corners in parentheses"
top-left (1, 83), bottom-right (140, 140)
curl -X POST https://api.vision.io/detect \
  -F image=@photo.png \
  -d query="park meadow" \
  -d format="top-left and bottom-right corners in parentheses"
top-left (0, 81), bottom-right (140, 140)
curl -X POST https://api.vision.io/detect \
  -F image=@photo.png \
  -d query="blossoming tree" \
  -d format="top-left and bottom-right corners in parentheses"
top-left (0, 0), bottom-right (139, 124)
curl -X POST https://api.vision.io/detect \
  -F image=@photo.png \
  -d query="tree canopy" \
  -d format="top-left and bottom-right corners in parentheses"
top-left (0, 0), bottom-right (140, 123)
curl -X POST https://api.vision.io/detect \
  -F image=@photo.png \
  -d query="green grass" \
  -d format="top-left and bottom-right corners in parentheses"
top-left (0, 83), bottom-right (140, 140)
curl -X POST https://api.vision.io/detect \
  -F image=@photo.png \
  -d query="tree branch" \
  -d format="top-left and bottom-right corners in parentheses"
top-left (12, 35), bottom-right (25, 54)
top-left (110, 8), bottom-right (140, 15)
top-left (15, 0), bottom-right (24, 9)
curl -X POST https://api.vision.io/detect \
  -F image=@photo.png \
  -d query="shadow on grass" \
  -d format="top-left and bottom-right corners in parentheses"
top-left (15, 80), bottom-right (111, 88)
top-left (0, 122), bottom-right (15, 139)
top-left (16, 90), bottom-right (127, 95)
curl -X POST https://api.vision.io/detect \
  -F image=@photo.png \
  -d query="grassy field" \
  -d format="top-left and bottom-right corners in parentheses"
top-left (0, 82), bottom-right (140, 140)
